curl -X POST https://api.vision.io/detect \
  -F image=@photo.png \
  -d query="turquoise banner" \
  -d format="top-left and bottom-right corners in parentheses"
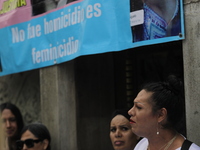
top-left (0, 0), bottom-right (184, 76)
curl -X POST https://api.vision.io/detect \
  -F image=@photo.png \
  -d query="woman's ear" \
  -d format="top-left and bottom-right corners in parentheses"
top-left (157, 108), bottom-right (167, 123)
top-left (42, 139), bottom-right (49, 150)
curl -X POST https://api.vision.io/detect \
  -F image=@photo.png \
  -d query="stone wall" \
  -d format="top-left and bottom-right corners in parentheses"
top-left (0, 70), bottom-right (40, 125)
top-left (183, 0), bottom-right (200, 145)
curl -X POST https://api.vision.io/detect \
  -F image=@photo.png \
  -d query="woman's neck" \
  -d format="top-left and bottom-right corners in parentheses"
top-left (144, 0), bottom-right (177, 23)
top-left (147, 129), bottom-right (177, 150)
top-left (7, 136), bottom-right (19, 150)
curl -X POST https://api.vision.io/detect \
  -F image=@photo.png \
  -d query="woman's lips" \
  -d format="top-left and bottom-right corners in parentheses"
top-left (130, 119), bottom-right (135, 124)
top-left (6, 130), bottom-right (14, 136)
top-left (114, 141), bottom-right (124, 146)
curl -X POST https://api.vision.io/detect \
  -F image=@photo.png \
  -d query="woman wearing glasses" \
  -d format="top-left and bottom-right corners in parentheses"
top-left (16, 123), bottom-right (51, 150)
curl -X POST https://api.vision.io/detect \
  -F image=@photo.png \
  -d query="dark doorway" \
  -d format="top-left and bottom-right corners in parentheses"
top-left (113, 40), bottom-right (185, 135)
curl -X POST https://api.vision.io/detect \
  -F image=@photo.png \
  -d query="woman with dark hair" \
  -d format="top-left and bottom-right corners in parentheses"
top-left (0, 102), bottom-right (24, 150)
top-left (128, 75), bottom-right (200, 150)
top-left (110, 109), bottom-right (138, 150)
top-left (16, 123), bottom-right (51, 150)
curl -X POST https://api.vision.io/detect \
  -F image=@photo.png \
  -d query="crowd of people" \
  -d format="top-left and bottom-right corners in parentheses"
top-left (109, 75), bottom-right (200, 150)
top-left (0, 102), bottom-right (51, 150)
top-left (1, 76), bottom-right (200, 150)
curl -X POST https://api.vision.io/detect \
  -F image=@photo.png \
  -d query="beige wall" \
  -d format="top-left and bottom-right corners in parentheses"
top-left (0, 121), bottom-right (5, 150)
top-left (183, 0), bottom-right (200, 145)
top-left (0, 70), bottom-right (40, 125)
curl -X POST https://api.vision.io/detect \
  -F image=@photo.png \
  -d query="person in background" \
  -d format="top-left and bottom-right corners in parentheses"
top-left (0, 102), bottom-right (24, 150)
top-left (110, 109), bottom-right (138, 150)
top-left (16, 123), bottom-right (51, 150)
top-left (128, 75), bottom-right (200, 150)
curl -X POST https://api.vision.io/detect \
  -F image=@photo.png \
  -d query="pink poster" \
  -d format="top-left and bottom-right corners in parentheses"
top-left (0, 0), bottom-right (32, 28)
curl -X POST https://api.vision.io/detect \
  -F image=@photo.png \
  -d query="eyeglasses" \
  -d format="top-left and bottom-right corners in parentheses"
top-left (16, 139), bottom-right (43, 149)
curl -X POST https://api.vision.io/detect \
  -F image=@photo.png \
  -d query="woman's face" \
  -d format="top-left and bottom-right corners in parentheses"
top-left (110, 115), bottom-right (136, 150)
top-left (128, 89), bottom-right (158, 138)
top-left (1, 109), bottom-right (18, 138)
top-left (20, 130), bottom-right (48, 150)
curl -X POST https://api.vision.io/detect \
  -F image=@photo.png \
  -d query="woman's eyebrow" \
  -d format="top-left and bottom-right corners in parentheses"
top-left (134, 101), bottom-right (146, 105)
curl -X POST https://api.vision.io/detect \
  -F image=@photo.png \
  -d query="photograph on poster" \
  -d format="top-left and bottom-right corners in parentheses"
top-left (31, 0), bottom-right (46, 16)
top-left (130, 0), bottom-right (181, 42)
top-left (0, 0), bottom-right (184, 76)
top-left (56, 0), bottom-right (78, 8)
top-left (31, 0), bottom-right (80, 16)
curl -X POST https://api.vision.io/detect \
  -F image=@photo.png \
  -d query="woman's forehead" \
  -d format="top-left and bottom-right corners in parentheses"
top-left (111, 115), bottom-right (130, 125)
top-left (21, 130), bottom-right (36, 140)
top-left (1, 109), bottom-right (15, 117)
top-left (134, 90), bottom-right (153, 103)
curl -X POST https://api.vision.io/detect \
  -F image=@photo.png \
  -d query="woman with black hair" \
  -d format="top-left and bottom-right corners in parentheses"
top-left (128, 75), bottom-right (200, 150)
top-left (16, 123), bottom-right (51, 150)
top-left (110, 109), bottom-right (138, 150)
top-left (0, 102), bottom-right (24, 150)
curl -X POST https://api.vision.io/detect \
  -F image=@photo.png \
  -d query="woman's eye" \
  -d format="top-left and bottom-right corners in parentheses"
top-left (136, 106), bottom-right (142, 109)
top-left (122, 127), bottom-right (129, 131)
top-left (9, 118), bottom-right (16, 122)
top-left (110, 128), bottom-right (116, 132)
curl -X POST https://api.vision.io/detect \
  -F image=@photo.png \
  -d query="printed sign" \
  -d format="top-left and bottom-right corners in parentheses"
top-left (0, 0), bottom-right (184, 76)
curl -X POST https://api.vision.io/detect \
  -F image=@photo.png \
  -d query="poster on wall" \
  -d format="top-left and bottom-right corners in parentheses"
top-left (0, 0), bottom-right (184, 76)
top-left (130, 0), bottom-right (184, 45)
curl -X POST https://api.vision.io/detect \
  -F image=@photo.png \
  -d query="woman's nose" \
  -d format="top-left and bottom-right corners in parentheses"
top-left (128, 107), bottom-right (133, 116)
top-left (22, 143), bottom-right (27, 150)
top-left (5, 120), bottom-right (11, 128)
top-left (128, 106), bottom-right (136, 117)
top-left (115, 130), bottom-right (122, 138)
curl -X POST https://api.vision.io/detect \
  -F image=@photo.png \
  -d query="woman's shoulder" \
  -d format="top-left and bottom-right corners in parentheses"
top-left (134, 137), bottom-right (200, 150)
top-left (176, 141), bottom-right (200, 150)
top-left (134, 138), bottom-right (148, 150)
top-left (189, 143), bottom-right (200, 150)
